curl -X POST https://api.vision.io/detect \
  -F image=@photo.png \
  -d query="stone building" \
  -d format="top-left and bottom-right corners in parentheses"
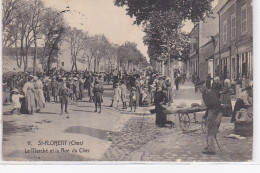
top-left (217, 0), bottom-right (253, 81)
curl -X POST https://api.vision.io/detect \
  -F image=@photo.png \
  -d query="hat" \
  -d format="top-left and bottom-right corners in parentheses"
top-left (33, 76), bottom-right (38, 81)
top-left (12, 89), bottom-right (19, 93)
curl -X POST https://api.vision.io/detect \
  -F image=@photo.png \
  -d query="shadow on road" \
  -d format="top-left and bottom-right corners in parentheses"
top-left (64, 126), bottom-right (117, 141)
top-left (3, 120), bottom-right (33, 137)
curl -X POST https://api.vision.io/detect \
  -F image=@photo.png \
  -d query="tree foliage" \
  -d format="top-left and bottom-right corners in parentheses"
top-left (114, 0), bottom-right (214, 25)
top-left (114, 0), bottom-right (213, 63)
top-left (117, 42), bottom-right (148, 70)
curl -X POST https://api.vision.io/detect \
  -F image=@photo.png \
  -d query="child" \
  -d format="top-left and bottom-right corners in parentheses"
top-left (11, 89), bottom-right (24, 115)
top-left (129, 87), bottom-right (137, 112)
top-left (110, 83), bottom-right (121, 109)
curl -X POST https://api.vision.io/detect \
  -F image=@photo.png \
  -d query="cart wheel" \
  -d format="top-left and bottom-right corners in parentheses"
top-left (201, 119), bottom-right (207, 133)
top-left (179, 113), bottom-right (190, 132)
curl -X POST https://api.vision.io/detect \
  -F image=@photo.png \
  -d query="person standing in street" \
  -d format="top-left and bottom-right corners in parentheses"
top-left (206, 74), bottom-right (212, 89)
top-left (22, 76), bottom-right (36, 114)
top-left (59, 81), bottom-right (70, 115)
top-left (79, 76), bottom-right (86, 100)
top-left (51, 77), bottom-right (59, 102)
top-left (93, 80), bottom-right (104, 113)
top-left (34, 76), bottom-right (45, 113)
top-left (198, 82), bottom-right (223, 155)
top-left (154, 87), bottom-right (168, 127)
top-left (120, 81), bottom-right (127, 109)
top-left (212, 77), bottom-right (223, 99)
top-left (175, 74), bottom-right (180, 91)
top-left (11, 89), bottom-right (24, 115)
top-left (110, 83), bottom-right (121, 109)
top-left (129, 87), bottom-right (137, 112)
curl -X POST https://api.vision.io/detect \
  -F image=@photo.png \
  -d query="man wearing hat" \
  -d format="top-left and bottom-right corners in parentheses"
top-left (129, 87), bottom-right (137, 112)
top-left (73, 77), bottom-right (80, 104)
top-left (59, 80), bottom-right (70, 115)
top-left (93, 80), bottom-right (104, 113)
top-left (197, 81), bottom-right (223, 155)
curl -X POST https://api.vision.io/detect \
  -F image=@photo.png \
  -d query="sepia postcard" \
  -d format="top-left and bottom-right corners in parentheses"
top-left (1, 0), bottom-right (254, 162)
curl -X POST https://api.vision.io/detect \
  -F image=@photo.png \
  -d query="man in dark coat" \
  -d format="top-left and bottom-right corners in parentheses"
top-left (59, 81), bottom-right (70, 115)
top-left (206, 74), bottom-right (212, 89)
top-left (93, 80), bottom-right (104, 113)
top-left (198, 82), bottom-right (223, 155)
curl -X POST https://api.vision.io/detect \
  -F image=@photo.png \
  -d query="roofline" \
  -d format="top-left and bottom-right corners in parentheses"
top-left (217, 0), bottom-right (232, 14)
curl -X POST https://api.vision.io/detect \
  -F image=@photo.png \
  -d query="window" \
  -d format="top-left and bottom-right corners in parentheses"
top-left (231, 14), bottom-right (236, 39)
top-left (193, 43), bottom-right (197, 52)
top-left (241, 4), bottom-right (247, 33)
top-left (223, 20), bottom-right (228, 44)
top-left (61, 62), bottom-right (64, 66)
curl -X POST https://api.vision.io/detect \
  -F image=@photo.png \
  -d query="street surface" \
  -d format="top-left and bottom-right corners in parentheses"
top-left (2, 82), bottom-right (252, 162)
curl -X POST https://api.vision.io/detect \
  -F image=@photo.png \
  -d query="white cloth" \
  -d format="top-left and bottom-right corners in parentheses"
top-left (240, 91), bottom-right (250, 105)
top-left (113, 87), bottom-right (121, 101)
top-left (12, 94), bottom-right (24, 108)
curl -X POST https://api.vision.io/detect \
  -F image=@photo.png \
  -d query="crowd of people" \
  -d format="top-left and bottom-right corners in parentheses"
top-left (3, 67), bottom-right (183, 117)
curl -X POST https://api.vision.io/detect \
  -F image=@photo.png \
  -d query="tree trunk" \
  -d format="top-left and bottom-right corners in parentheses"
top-left (33, 30), bottom-right (37, 76)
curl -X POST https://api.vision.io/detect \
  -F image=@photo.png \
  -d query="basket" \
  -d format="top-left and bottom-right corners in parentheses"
top-left (234, 121), bottom-right (253, 137)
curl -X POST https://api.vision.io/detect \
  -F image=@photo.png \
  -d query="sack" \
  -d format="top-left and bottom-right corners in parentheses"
top-left (235, 110), bottom-right (253, 122)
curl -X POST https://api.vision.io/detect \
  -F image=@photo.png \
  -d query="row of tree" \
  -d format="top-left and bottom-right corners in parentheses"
top-left (114, 0), bottom-right (214, 64)
top-left (3, 0), bottom-right (66, 74)
top-left (3, 0), bottom-right (148, 74)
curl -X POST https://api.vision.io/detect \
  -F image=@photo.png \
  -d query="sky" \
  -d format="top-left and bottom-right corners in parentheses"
top-left (42, 0), bottom-right (219, 61)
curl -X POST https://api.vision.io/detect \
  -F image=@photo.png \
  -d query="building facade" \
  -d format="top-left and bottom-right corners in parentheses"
top-left (187, 24), bottom-right (199, 79)
top-left (217, 0), bottom-right (253, 81)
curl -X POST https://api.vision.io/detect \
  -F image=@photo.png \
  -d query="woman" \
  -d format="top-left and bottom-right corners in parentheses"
top-left (79, 76), bottom-right (85, 100)
top-left (231, 86), bottom-right (253, 122)
top-left (165, 78), bottom-right (172, 103)
top-left (212, 77), bottom-right (223, 99)
top-left (220, 79), bottom-right (232, 117)
top-left (154, 87), bottom-right (168, 127)
top-left (22, 76), bottom-right (36, 114)
top-left (34, 76), bottom-right (45, 112)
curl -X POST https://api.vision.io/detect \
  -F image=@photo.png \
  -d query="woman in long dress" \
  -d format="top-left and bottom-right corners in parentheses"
top-left (34, 76), bottom-right (45, 112)
top-left (22, 76), bottom-right (36, 114)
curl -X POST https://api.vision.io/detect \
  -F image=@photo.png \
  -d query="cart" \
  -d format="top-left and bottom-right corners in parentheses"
top-left (163, 106), bottom-right (207, 132)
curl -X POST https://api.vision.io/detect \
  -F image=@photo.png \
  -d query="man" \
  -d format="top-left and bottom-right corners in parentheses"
top-left (59, 81), bottom-right (70, 115)
top-left (206, 74), bottom-right (212, 89)
top-left (175, 74), bottom-right (181, 91)
top-left (79, 76), bottom-right (86, 100)
top-left (197, 82), bottom-right (223, 155)
top-left (93, 80), bottom-right (104, 113)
